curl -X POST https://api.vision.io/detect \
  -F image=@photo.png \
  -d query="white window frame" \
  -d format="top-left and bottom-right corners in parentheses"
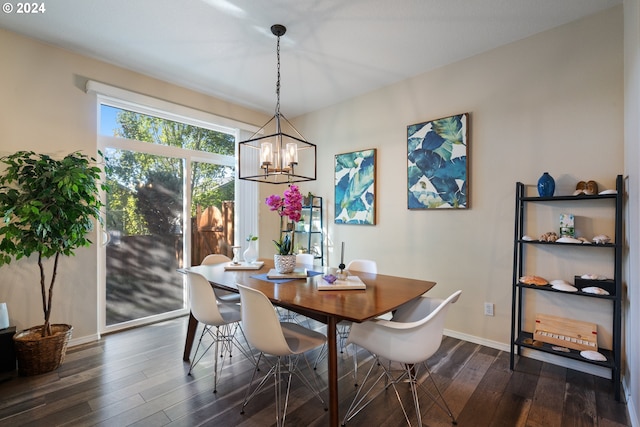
top-left (87, 81), bottom-right (259, 334)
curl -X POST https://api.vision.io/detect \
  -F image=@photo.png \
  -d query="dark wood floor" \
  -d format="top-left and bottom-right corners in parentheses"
top-left (0, 317), bottom-right (630, 426)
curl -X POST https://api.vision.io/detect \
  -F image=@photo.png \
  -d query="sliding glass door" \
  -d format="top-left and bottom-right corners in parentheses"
top-left (104, 149), bottom-right (185, 326)
top-left (99, 102), bottom-right (236, 332)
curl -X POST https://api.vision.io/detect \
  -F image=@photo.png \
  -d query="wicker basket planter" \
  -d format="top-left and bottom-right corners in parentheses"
top-left (13, 324), bottom-right (73, 376)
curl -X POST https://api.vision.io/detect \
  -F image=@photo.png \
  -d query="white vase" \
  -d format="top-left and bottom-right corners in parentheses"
top-left (274, 254), bottom-right (296, 273)
top-left (243, 240), bottom-right (259, 264)
top-left (0, 303), bottom-right (8, 329)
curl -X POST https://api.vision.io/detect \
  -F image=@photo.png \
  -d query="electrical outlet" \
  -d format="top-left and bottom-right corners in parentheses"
top-left (484, 302), bottom-right (494, 316)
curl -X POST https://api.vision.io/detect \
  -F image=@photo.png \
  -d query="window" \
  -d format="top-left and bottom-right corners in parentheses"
top-left (89, 81), bottom-right (257, 333)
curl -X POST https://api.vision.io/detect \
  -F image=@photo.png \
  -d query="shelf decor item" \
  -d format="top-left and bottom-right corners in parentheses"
top-left (0, 303), bottom-right (8, 329)
top-left (533, 313), bottom-right (597, 351)
top-left (537, 172), bottom-right (555, 197)
top-left (407, 113), bottom-right (469, 209)
top-left (559, 213), bottom-right (575, 237)
top-left (0, 151), bottom-right (106, 375)
top-left (266, 185), bottom-right (302, 273)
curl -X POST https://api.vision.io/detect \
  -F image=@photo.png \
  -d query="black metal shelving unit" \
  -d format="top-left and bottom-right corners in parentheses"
top-left (280, 196), bottom-right (324, 265)
top-left (509, 175), bottom-right (623, 400)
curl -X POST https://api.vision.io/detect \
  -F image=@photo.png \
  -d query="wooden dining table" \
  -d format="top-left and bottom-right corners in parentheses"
top-left (181, 258), bottom-right (436, 427)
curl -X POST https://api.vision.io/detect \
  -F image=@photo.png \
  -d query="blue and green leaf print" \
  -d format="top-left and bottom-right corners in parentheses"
top-left (335, 149), bottom-right (376, 224)
top-left (407, 114), bottom-right (468, 209)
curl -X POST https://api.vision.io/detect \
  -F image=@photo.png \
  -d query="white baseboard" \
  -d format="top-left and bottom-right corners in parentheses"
top-left (68, 333), bottom-right (100, 347)
top-left (624, 375), bottom-right (639, 427)
top-left (444, 329), bottom-right (510, 352)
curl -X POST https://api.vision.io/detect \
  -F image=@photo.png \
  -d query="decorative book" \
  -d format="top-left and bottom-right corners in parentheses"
top-left (224, 261), bottom-right (265, 270)
top-left (266, 267), bottom-right (308, 279)
top-left (317, 275), bottom-right (366, 291)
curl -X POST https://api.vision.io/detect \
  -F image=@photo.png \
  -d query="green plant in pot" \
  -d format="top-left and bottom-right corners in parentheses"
top-left (0, 151), bottom-right (106, 375)
top-left (265, 185), bottom-right (302, 273)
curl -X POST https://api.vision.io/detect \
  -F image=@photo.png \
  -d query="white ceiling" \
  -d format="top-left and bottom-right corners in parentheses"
top-left (0, 0), bottom-right (621, 117)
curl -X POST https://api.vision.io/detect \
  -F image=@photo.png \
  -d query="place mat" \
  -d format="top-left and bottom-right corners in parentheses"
top-left (252, 270), bottom-right (322, 284)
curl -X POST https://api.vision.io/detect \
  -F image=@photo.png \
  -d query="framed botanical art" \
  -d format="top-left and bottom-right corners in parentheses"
top-left (335, 149), bottom-right (376, 225)
top-left (407, 113), bottom-right (469, 209)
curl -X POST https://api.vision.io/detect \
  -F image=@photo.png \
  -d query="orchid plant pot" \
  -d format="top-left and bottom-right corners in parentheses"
top-left (274, 254), bottom-right (296, 273)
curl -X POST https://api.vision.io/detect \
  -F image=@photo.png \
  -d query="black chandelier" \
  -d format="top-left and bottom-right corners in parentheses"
top-left (238, 24), bottom-right (317, 184)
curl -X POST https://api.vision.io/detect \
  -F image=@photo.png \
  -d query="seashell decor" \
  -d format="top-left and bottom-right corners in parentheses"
top-left (539, 231), bottom-right (559, 242)
top-left (592, 234), bottom-right (611, 244)
top-left (519, 275), bottom-right (548, 286)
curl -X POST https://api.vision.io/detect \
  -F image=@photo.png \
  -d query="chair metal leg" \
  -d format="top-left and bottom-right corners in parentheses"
top-left (416, 362), bottom-right (457, 424)
top-left (187, 326), bottom-right (215, 374)
top-left (275, 359), bottom-right (285, 426)
top-left (352, 346), bottom-right (358, 386)
top-left (188, 323), bottom-right (257, 394)
top-left (241, 353), bottom-right (326, 425)
top-left (313, 343), bottom-right (327, 371)
top-left (342, 356), bottom-right (457, 426)
top-left (241, 353), bottom-right (273, 414)
top-left (213, 328), bottom-right (220, 392)
top-left (277, 307), bottom-right (311, 328)
top-left (342, 356), bottom-right (392, 425)
top-left (313, 326), bottom-right (352, 370)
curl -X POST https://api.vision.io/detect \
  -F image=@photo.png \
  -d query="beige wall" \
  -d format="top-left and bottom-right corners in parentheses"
top-left (625, 0), bottom-right (640, 423)
top-left (276, 5), bottom-right (625, 365)
top-left (0, 28), bottom-right (267, 340)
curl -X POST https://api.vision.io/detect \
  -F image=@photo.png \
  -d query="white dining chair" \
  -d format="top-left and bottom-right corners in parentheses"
top-left (186, 271), bottom-right (254, 393)
top-left (201, 253), bottom-right (240, 303)
top-left (338, 259), bottom-right (378, 349)
top-left (313, 259), bottom-right (378, 370)
top-left (237, 284), bottom-right (327, 427)
top-left (346, 259), bottom-right (378, 274)
top-left (342, 290), bottom-right (462, 426)
top-left (296, 253), bottom-right (315, 266)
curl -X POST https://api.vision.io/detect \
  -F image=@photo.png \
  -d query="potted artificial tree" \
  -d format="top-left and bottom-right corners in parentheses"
top-left (0, 150), bottom-right (106, 375)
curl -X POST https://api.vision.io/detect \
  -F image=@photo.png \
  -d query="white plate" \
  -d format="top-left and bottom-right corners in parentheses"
top-left (580, 274), bottom-right (607, 280)
top-left (598, 189), bottom-right (617, 195)
top-left (581, 286), bottom-right (610, 295)
top-left (556, 237), bottom-right (582, 244)
top-left (580, 350), bottom-right (607, 361)
top-left (551, 283), bottom-right (578, 292)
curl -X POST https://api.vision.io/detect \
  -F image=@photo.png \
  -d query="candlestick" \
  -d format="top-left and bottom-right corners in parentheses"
top-left (340, 242), bottom-right (344, 265)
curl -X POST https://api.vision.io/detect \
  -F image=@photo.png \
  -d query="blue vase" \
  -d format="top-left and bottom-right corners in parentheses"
top-left (537, 172), bottom-right (555, 197)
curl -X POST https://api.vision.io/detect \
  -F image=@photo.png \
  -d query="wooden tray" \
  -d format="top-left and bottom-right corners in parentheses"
top-left (533, 313), bottom-right (597, 351)
top-left (317, 276), bottom-right (366, 291)
top-left (224, 261), bottom-right (264, 270)
top-left (266, 267), bottom-right (308, 279)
